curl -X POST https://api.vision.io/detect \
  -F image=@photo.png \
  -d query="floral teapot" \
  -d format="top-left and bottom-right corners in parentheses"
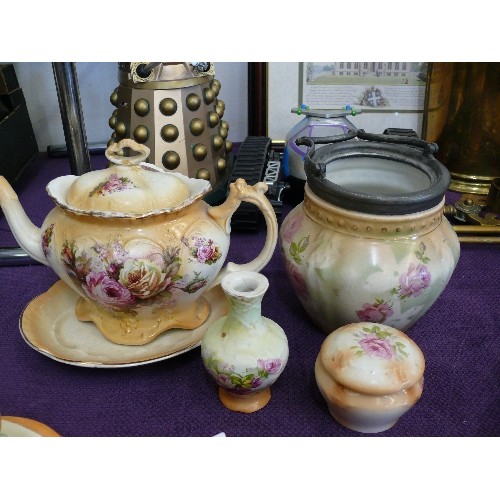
top-left (0, 139), bottom-right (278, 345)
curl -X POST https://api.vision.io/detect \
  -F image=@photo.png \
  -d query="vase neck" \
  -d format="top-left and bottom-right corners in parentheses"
top-left (221, 272), bottom-right (269, 332)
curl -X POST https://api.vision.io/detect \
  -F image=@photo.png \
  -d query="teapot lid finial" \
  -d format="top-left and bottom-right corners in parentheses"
top-left (105, 139), bottom-right (150, 167)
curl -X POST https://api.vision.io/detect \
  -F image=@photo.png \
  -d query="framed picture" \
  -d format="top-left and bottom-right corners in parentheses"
top-left (300, 62), bottom-right (429, 112)
top-left (265, 62), bottom-right (430, 142)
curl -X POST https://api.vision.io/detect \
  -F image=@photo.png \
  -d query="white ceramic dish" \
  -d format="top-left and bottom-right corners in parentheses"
top-left (0, 416), bottom-right (60, 437)
top-left (19, 280), bottom-right (227, 368)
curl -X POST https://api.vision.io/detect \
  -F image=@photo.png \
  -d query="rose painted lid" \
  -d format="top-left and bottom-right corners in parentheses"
top-left (46, 140), bottom-right (211, 219)
top-left (318, 322), bottom-right (425, 396)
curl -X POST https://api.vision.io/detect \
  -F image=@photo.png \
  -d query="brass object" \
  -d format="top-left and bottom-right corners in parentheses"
top-left (159, 97), bottom-right (177, 116)
top-left (217, 158), bottom-right (226, 172)
top-left (220, 120), bottom-right (229, 130)
top-left (162, 151), bottom-right (180, 169)
top-left (203, 88), bottom-right (215, 104)
top-left (193, 143), bottom-right (208, 161)
top-left (108, 114), bottom-right (117, 129)
top-left (217, 99), bottom-right (225, 110)
top-left (225, 140), bottom-right (233, 153)
top-left (114, 121), bottom-right (127, 138)
top-left (219, 127), bottom-right (228, 140)
top-left (211, 79), bottom-right (221, 95)
top-left (186, 93), bottom-right (201, 111)
top-left (134, 98), bottom-right (150, 117)
top-left (456, 236), bottom-right (500, 243)
top-left (119, 71), bottom-right (211, 90)
top-left (107, 138), bottom-right (114, 147)
top-left (487, 178), bottom-right (500, 213)
top-left (215, 105), bottom-right (224, 118)
top-left (109, 63), bottom-right (229, 190)
top-left (444, 188), bottom-right (500, 243)
top-left (208, 112), bottom-right (219, 127)
top-left (160, 124), bottom-right (179, 143)
top-left (133, 125), bottom-right (149, 143)
top-left (189, 118), bottom-right (204, 136)
top-left (423, 62), bottom-right (500, 194)
top-left (110, 89), bottom-right (119, 106)
top-left (212, 135), bottom-right (224, 151)
top-left (196, 168), bottom-right (210, 180)
top-left (111, 132), bottom-right (117, 140)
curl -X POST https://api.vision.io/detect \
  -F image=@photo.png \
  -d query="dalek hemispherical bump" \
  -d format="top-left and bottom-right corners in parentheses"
top-left (162, 151), bottom-right (180, 170)
top-left (134, 98), bottom-right (150, 117)
top-left (189, 118), bottom-right (205, 136)
top-left (186, 93), bottom-right (201, 111)
top-left (212, 135), bottom-right (224, 151)
top-left (115, 121), bottom-right (127, 138)
top-left (217, 99), bottom-right (225, 110)
top-left (216, 158), bottom-right (226, 172)
top-left (161, 124), bottom-right (179, 143)
top-left (219, 127), bottom-right (228, 140)
top-left (208, 111), bottom-right (219, 128)
top-left (215, 105), bottom-right (224, 118)
top-left (108, 114), bottom-right (117, 129)
top-left (225, 139), bottom-right (233, 153)
top-left (134, 125), bottom-right (149, 143)
top-left (159, 98), bottom-right (177, 116)
top-left (196, 168), bottom-right (210, 180)
top-left (193, 143), bottom-right (208, 161)
top-left (203, 88), bottom-right (215, 104)
top-left (110, 89), bottom-right (119, 106)
top-left (220, 120), bottom-right (229, 130)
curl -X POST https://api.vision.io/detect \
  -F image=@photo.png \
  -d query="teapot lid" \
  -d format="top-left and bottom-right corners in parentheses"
top-left (47, 140), bottom-right (211, 219)
top-left (318, 322), bottom-right (425, 396)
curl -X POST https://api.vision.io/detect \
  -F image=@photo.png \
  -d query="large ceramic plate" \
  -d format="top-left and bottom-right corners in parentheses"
top-left (19, 280), bottom-right (227, 368)
top-left (0, 416), bottom-right (60, 437)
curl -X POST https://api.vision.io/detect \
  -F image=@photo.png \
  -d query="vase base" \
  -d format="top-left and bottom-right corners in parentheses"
top-left (218, 387), bottom-right (271, 413)
top-left (75, 295), bottom-right (210, 346)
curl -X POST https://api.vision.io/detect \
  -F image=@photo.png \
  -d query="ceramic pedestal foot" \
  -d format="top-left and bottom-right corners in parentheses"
top-left (75, 295), bottom-right (210, 346)
top-left (219, 387), bottom-right (271, 413)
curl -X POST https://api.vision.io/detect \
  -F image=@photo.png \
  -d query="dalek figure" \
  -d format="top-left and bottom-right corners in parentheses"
top-left (108, 62), bottom-right (232, 191)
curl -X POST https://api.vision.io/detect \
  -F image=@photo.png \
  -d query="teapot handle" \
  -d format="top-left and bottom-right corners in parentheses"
top-left (207, 178), bottom-right (278, 289)
top-left (105, 139), bottom-right (150, 165)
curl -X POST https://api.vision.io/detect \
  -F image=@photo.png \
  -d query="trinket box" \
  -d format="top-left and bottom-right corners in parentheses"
top-left (315, 322), bottom-right (425, 433)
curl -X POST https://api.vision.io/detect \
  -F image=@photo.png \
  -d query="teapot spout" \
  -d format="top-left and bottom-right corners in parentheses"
top-left (0, 176), bottom-right (48, 265)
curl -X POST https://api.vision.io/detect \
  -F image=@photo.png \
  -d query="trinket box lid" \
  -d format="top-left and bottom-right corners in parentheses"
top-left (317, 322), bottom-right (425, 396)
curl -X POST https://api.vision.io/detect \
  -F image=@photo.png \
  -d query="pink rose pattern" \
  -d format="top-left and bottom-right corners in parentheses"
top-left (351, 325), bottom-right (408, 360)
top-left (397, 263), bottom-right (431, 299)
top-left (281, 213), bottom-right (303, 243)
top-left (285, 260), bottom-right (308, 297)
top-left (182, 236), bottom-right (222, 265)
top-left (356, 299), bottom-right (394, 322)
top-left (355, 241), bottom-right (432, 325)
top-left (89, 173), bottom-right (136, 197)
top-left (60, 237), bottom-right (210, 311)
top-left (204, 354), bottom-right (283, 394)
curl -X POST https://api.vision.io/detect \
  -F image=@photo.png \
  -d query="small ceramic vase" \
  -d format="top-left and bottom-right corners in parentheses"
top-left (201, 271), bottom-right (288, 413)
top-left (315, 322), bottom-right (425, 433)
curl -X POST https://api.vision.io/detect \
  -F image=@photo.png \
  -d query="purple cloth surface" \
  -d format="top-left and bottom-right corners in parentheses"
top-left (0, 153), bottom-right (498, 437)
